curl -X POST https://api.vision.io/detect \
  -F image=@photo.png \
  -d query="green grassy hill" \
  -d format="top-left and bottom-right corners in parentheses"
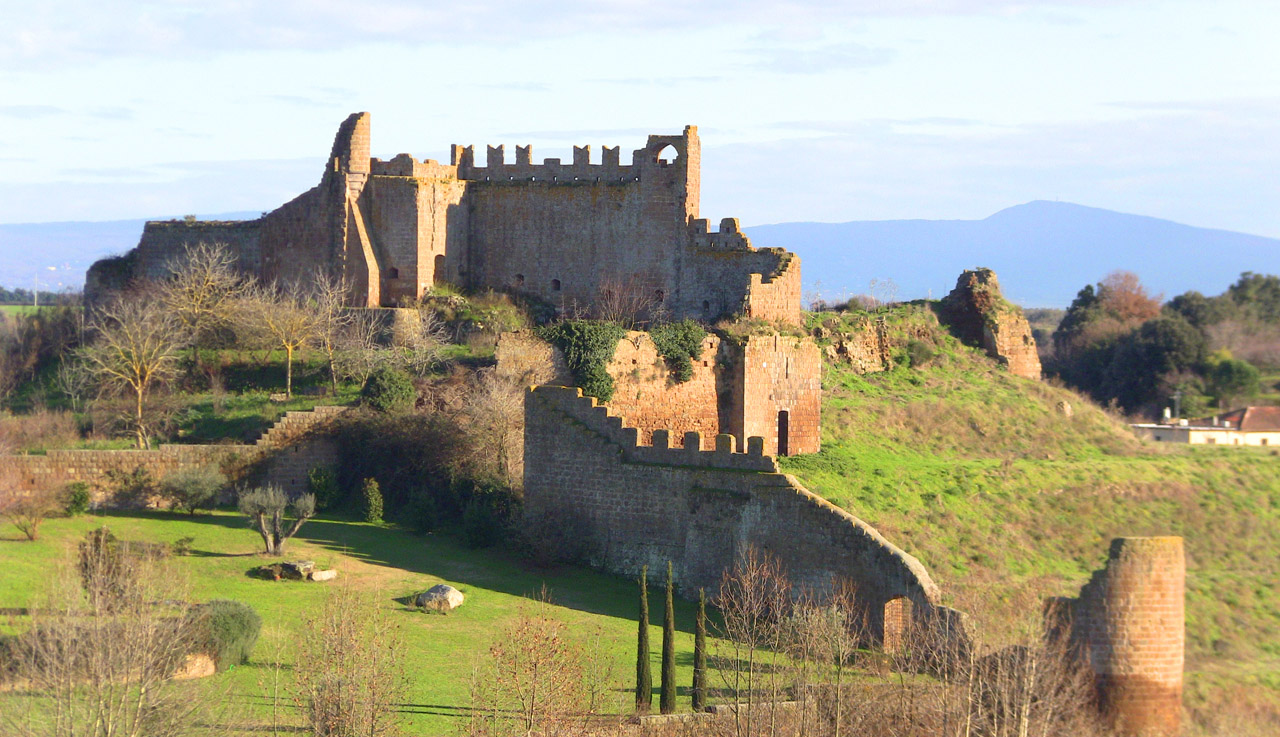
top-left (781, 304), bottom-right (1280, 724)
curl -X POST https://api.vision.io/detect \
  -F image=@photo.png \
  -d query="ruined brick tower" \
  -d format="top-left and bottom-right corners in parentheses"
top-left (89, 113), bottom-right (802, 326)
top-left (1067, 537), bottom-right (1185, 737)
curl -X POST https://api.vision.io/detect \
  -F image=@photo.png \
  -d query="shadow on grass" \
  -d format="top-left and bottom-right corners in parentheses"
top-left (86, 510), bottom-right (694, 631)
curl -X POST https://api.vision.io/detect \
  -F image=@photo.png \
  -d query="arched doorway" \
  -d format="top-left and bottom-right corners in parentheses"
top-left (433, 254), bottom-right (446, 285)
top-left (777, 410), bottom-right (790, 456)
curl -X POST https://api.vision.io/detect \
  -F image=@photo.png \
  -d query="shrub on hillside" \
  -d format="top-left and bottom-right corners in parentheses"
top-left (63, 481), bottom-right (91, 516)
top-left (360, 478), bottom-right (384, 524)
top-left (361, 366), bottom-right (415, 413)
top-left (189, 599), bottom-right (262, 672)
top-left (307, 466), bottom-right (340, 511)
top-left (104, 465), bottom-right (156, 507)
top-left (535, 320), bottom-right (626, 401)
top-left (906, 339), bottom-right (936, 368)
top-left (159, 466), bottom-right (226, 515)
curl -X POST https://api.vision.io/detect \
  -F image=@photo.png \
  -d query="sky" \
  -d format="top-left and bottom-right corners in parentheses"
top-left (1, 0), bottom-right (1278, 237)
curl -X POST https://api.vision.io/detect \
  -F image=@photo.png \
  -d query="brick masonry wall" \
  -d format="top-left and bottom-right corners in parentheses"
top-left (497, 331), bottom-right (821, 455)
top-left (524, 386), bottom-right (938, 638)
top-left (604, 332), bottom-right (724, 450)
top-left (0, 406), bottom-right (346, 506)
top-left (740, 334), bottom-right (822, 456)
top-left (1067, 537), bottom-right (1184, 737)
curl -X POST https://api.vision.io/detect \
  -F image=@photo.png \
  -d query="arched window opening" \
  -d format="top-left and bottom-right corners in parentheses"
top-left (388, 267), bottom-right (400, 280)
top-left (655, 144), bottom-right (678, 165)
top-left (551, 279), bottom-right (561, 291)
top-left (433, 255), bottom-right (446, 284)
top-left (702, 300), bottom-right (711, 311)
top-left (655, 289), bottom-right (665, 303)
top-left (515, 273), bottom-right (525, 287)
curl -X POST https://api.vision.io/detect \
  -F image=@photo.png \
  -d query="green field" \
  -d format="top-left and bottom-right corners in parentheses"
top-left (0, 511), bottom-right (711, 734)
top-left (0, 304), bottom-right (40, 316)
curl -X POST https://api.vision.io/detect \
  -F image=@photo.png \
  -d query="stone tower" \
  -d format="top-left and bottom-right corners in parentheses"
top-left (1069, 537), bottom-right (1185, 736)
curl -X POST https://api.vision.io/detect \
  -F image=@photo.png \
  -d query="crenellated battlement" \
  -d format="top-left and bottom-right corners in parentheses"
top-left (689, 217), bottom-right (754, 252)
top-left (528, 385), bottom-right (777, 472)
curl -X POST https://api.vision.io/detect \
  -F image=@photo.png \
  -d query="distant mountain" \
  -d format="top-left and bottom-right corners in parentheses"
top-left (0, 212), bottom-right (259, 293)
top-left (4, 202), bottom-right (1278, 307)
top-left (745, 201), bottom-right (1280, 308)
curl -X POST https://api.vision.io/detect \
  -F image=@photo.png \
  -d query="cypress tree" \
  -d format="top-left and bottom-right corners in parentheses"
top-left (635, 565), bottom-right (652, 711)
top-left (693, 587), bottom-right (707, 712)
top-left (660, 560), bottom-right (676, 714)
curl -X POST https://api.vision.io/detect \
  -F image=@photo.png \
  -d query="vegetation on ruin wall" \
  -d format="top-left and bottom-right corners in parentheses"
top-left (0, 511), bottom-right (711, 734)
top-left (535, 320), bottom-right (626, 401)
top-left (649, 319), bottom-right (707, 383)
top-left (781, 303), bottom-right (1280, 722)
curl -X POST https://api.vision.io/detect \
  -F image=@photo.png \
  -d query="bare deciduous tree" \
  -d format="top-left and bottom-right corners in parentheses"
top-left (457, 368), bottom-right (526, 486)
top-left (1, 487), bottom-right (57, 541)
top-left (469, 589), bottom-right (619, 737)
top-left (312, 269), bottom-right (355, 394)
top-left (335, 309), bottom-right (387, 387)
top-left (52, 357), bottom-right (93, 412)
top-left (77, 297), bottom-right (184, 448)
top-left (233, 281), bottom-right (324, 398)
top-left (159, 241), bottom-right (250, 352)
top-left (237, 485), bottom-right (316, 556)
top-left (1, 544), bottom-right (210, 737)
top-left (293, 583), bottom-right (407, 737)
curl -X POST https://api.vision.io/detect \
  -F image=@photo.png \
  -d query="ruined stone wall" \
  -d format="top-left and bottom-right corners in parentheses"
top-left (1066, 537), bottom-right (1184, 737)
top-left (132, 220), bottom-right (263, 282)
top-left (91, 114), bottom-right (804, 325)
top-left (939, 269), bottom-right (1042, 380)
top-left (739, 334), bottom-right (823, 456)
top-left (604, 332), bottom-right (725, 450)
top-left (496, 330), bottom-right (820, 455)
top-left (524, 386), bottom-right (938, 638)
top-left (0, 406), bottom-right (345, 506)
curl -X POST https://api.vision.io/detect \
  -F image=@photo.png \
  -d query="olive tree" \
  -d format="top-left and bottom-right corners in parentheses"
top-left (238, 485), bottom-right (316, 556)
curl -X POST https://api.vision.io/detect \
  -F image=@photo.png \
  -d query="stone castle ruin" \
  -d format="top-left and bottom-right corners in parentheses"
top-left (89, 112), bottom-right (800, 325)
top-left (79, 113), bottom-right (1175, 734)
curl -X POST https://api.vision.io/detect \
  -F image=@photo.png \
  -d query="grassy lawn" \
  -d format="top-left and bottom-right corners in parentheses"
top-left (0, 304), bottom-right (41, 316)
top-left (780, 311), bottom-right (1280, 716)
top-left (0, 511), bottom-right (710, 734)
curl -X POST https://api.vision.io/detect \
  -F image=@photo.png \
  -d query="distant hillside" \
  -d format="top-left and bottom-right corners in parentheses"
top-left (746, 201), bottom-right (1280, 308)
top-left (782, 304), bottom-right (1280, 725)
top-left (0, 212), bottom-right (258, 292)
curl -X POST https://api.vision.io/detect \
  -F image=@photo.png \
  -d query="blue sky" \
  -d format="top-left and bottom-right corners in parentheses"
top-left (1, 0), bottom-right (1277, 236)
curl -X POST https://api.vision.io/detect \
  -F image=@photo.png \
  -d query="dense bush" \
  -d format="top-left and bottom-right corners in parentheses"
top-left (189, 599), bottom-right (261, 672)
top-left (535, 320), bottom-right (626, 401)
top-left (404, 493), bottom-right (438, 534)
top-left (159, 466), bottom-right (226, 515)
top-left (63, 482), bottom-right (91, 516)
top-left (334, 412), bottom-right (463, 517)
top-left (360, 478), bottom-right (384, 524)
top-left (649, 319), bottom-right (707, 383)
top-left (361, 366), bottom-right (416, 413)
top-left (461, 480), bottom-right (518, 549)
top-left (906, 339), bottom-right (936, 368)
top-left (104, 466), bottom-right (155, 507)
top-left (307, 466), bottom-right (340, 511)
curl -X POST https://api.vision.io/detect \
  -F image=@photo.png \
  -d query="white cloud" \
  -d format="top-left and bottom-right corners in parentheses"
top-left (0, 0), bottom-right (1130, 69)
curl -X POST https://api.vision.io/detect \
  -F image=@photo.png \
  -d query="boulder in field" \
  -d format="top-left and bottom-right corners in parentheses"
top-left (414, 584), bottom-right (464, 613)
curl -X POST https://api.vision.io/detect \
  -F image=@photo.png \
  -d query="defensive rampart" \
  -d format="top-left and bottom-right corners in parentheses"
top-left (523, 385), bottom-right (937, 638)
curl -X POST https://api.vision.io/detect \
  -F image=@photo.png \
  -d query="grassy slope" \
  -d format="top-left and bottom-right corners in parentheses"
top-left (0, 511), bottom-right (704, 734)
top-left (780, 305), bottom-right (1280, 711)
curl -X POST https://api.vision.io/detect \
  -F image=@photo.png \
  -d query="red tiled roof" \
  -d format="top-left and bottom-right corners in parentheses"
top-left (1196, 407), bottom-right (1280, 432)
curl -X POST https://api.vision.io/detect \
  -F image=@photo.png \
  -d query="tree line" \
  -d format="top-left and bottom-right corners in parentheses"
top-left (1048, 270), bottom-right (1279, 416)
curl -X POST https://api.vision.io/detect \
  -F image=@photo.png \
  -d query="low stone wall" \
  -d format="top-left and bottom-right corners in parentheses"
top-left (0, 406), bottom-right (346, 506)
top-left (524, 385), bottom-right (938, 639)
